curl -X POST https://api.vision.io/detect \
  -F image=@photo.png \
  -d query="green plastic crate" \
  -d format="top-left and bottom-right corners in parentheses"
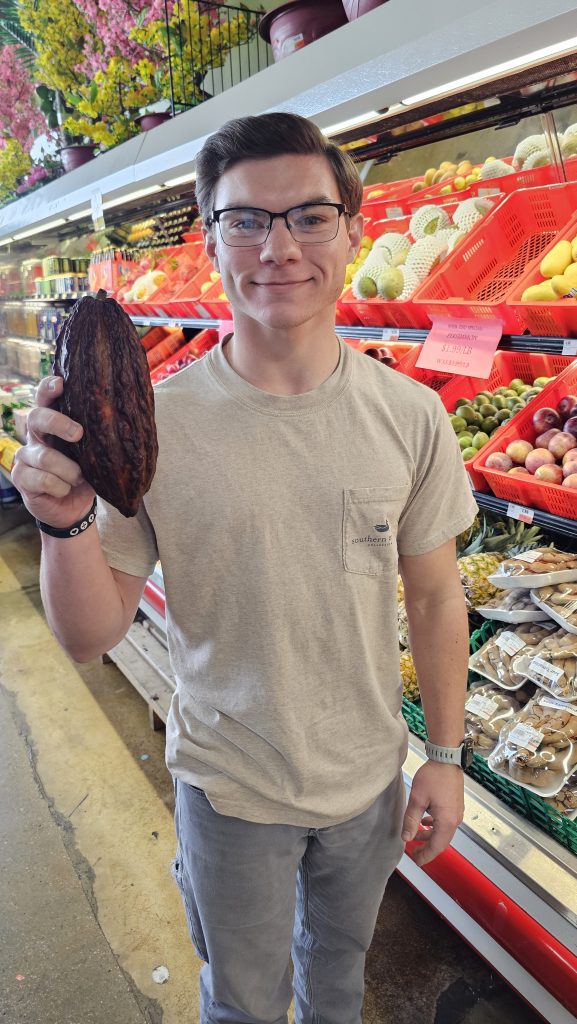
top-left (401, 619), bottom-right (577, 854)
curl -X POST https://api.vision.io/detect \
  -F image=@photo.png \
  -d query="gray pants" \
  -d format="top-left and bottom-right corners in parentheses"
top-left (173, 775), bottom-right (405, 1024)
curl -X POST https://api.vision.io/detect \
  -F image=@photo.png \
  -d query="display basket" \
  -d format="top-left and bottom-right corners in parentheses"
top-left (338, 286), bottom-right (431, 329)
top-left (401, 618), bottom-right (577, 854)
top-left (507, 208), bottom-right (577, 337)
top-left (397, 348), bottom-right (571, 491)
top-left (473, 359), bottom-right (577, 518)
top-left (412, 183), bottom-right (577, 331)
top-left (162, 263), bottom-right (218, 318)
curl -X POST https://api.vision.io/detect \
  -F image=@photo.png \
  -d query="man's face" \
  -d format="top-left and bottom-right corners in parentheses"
top-left (203, 153), bottom-right (363, 332)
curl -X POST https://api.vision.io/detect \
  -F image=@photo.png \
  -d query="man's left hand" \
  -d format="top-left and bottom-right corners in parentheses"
top-left (401, 761), bottom-right (464, 867)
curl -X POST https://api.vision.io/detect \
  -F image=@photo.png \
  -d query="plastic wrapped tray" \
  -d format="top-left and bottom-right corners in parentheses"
top-left (512, 628), bottom-right (577, 702)
top-left (530, 583), bottom-right (577, 636)
top-left (488, 692), bottom-right (577, 797)
top-left (487, 548), bottom-right (577, 590)
top-left (465, 682), bottom-right (525, 756)
top-left (468, 622), bottom-right (557, 689)
top-left (476, 587), bottom-right (551, 623)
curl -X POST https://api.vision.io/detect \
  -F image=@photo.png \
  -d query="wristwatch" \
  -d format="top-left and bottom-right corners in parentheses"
top-left (424, 737), bottom-right (474, 769)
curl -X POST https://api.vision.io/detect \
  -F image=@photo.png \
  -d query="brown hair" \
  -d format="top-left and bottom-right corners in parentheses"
top-left (195, 112), bottom-right (363, 224)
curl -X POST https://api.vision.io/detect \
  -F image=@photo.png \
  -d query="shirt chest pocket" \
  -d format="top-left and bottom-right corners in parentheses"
top-left (343, 486), bottom-right (406, 576)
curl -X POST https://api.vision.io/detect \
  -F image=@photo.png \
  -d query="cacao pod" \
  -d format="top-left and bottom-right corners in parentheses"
top-left (52, 290), bottom-right (158, 517)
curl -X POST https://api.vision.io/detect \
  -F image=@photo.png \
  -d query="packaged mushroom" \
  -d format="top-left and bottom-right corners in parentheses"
top-left (476, 588), bottom-right (550, 624)
top-left (488, 548), bottom-right (577, 590)
top-left (531, 582), bottom-right (577, 635)
top-left (465, 683), bottom-right (528, 756)
top-left (544, 771), bottom-right (577, 818)
top-left (468, 622), bottom-right (559, 690)
top-left (511, 628), bottom-right (577, 701)
top-left (488, 693), bottom-right (577, 796)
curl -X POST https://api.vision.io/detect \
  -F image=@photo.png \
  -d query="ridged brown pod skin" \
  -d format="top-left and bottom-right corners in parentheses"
top-left (52, 290), bottom-right (158, 517)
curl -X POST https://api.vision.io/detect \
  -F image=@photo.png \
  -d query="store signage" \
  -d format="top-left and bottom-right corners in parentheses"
top-left (416, 316), bottom-right (502, 377)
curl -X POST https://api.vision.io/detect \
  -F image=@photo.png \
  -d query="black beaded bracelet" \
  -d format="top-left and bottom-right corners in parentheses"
top-left (35, 497), bottom-right (97, 538)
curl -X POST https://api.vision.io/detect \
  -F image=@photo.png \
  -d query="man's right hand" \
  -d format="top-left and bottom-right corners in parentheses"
top-left (12, 375), bottom-right (96, 529)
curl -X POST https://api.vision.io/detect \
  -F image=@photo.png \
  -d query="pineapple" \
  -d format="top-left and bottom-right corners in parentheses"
top-left (398, 600), bottom-right (410, 649)
top-left (400, 650), bottom-right (419, 701)
top-left (397, 574), bottom-right (404, 603)
top-left (458, 551), bottom-right (503, 609)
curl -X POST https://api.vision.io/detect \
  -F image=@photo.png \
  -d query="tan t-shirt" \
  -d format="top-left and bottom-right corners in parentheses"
top-left (97, 339), bottom-right (477, 826)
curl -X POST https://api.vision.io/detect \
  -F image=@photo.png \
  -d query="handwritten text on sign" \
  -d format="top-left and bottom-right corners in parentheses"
top-left (416, 317), bottom-right (503, 378)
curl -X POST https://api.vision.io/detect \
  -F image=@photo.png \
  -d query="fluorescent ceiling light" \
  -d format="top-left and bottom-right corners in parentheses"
top-left (402, 36), bottom-right (577, 106)
top-left (163, 171), bottom-right (197, 188)
top-left (101, 184), bottom-right (163, 211)
top-left (13, 218), bottom-right (67, 240)
top-left (67, 208), bottom-right (92, 221)
top-left (322, 111), bottom-right (380, 135)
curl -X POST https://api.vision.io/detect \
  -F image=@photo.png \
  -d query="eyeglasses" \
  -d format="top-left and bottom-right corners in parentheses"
top-left (209, 202), bottom-right (349, 247)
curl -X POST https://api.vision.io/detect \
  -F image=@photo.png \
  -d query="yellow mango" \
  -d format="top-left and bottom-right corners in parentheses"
top-left (521, 281), bottom-right (558, 303)
top-left (424, 167), bottom-right (437, 186)
top-left (551, 263), bottom-right (577, 296)
top-left (540, 240), bottom-right (573, 278)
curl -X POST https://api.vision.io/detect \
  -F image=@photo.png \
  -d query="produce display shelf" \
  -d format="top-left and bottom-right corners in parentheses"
top-left (473, 490), bottom-right (577, 538)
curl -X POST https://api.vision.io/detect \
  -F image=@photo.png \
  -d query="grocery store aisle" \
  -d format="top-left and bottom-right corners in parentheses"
top-left (0, 509), bottom-right (543, 1024)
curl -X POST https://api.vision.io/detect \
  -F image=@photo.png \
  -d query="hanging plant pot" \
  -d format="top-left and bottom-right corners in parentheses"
top-left (136, 111), bottom-right (172, 131)
top-left (342, 0), bottom-right (388, 20)
top-left (258, 0), bottom-right (347, 62)
top-left (61, 145), bottom-right (96, 173)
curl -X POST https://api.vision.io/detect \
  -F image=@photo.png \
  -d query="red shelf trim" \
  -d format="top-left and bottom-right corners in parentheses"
top-left (405, 839), bottom-right (577, 1016)
top-left (142, 578), bottom-right (166, 618)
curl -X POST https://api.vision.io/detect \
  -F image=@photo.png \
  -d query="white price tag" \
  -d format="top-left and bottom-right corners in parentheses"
top-left (508, 723), bottom-right (544, 751)
top-left (511, 549), bottom-right (543, 562)
top-left (538, 694), bottom-right (577, 716)
top-left (562, 339), bottom-right (577, 356)
top-left (465, 694), bottom-right (500, 721)
top-left (529, 656), bottom-right (564, 683)
top-left (495, 631), bottom-right (527, 656)
top-left (385, 206), bottom-right (404, 219)
top-left (381, 328), bottom-right (400, 343)
top-left (507, 504), bottom-right (535, 525)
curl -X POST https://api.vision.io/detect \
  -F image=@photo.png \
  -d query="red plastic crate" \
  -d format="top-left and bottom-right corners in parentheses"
top-left (507, 210), bottom-right (577, 337)
top-left (473, 360), bottom-right (577, 518)
top-left (338, 285), bottom-right (432, 329)
top-left (397, 348), bottom-right (570, 491)
top-left (412, 183), bottom-right (577, 332)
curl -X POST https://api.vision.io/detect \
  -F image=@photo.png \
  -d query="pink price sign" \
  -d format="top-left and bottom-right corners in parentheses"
top-left (416, 316), bottom-right (503, 378)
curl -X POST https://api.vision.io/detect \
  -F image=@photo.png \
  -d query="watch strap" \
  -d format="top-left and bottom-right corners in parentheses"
top-left (424, 739), bottom-right (466, 767)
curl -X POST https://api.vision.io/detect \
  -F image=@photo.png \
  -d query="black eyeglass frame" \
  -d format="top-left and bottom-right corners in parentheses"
top-left (208, 202), bottom-right (350, 246)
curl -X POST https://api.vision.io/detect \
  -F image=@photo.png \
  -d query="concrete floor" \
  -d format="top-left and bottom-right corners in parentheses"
top-left (0, 505), bottom-right (544, 1024)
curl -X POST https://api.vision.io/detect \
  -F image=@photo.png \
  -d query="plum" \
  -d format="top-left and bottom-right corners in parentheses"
top-left (485, 452), bottom-right (513, 472)
top-left (535, 463), bottom-right (563, 484)
top-left (532, 407), bottom-right (562, 434)
top-left (535, 427), bottom-right (560, 447)
top-left (548, 431), bottom-right (577, 459)
top-left (525, 448), bottom-right (556, 474)
top-left (505, 440), bottom-right (533, 464)
top-left (563, 416), bottom-right (577, 439)
top-left (557, 395), bottom-right (577, 419)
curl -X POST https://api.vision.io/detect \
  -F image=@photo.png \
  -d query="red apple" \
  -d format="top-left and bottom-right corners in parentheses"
top-left (525, 448), bottom-right (556, 474)
top-left (557, 395), bottom-right (577, 419)
top-left (532, 407), bottom-right (562, 434)
top-left (505, 440), bottom-right (533, 464)
top-left (535, 428), bottom-right (560, 447)
top-left (508, 466), bottom-right (531, 475)
top-left (562, 473), bottom-right (577, 489)
top-left (548, 431), bottom-right (577, 459)
top-left (562, 416), bottom-right (577, 439)
top-left (535, 463), bottom-right (563, 484)
top-left (485, 452), bottom-right (513, 472)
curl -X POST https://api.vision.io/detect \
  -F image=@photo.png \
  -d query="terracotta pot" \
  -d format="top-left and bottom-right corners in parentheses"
top-left (60, 145), bottom-right (96, 173)
top-left (258, 0), bottom-right (347, 62)
top-left (136, 111), bottom-right (172, 131)
top-left (342, 0), bottom-right (388, 19)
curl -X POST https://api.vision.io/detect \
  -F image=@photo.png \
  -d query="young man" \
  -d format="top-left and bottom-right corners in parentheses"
top-left (14, 112), bottom-right (477, 1024)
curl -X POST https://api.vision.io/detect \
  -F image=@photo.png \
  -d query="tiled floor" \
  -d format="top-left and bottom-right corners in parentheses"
top-left (0, 507), bottom-right (545, 1024)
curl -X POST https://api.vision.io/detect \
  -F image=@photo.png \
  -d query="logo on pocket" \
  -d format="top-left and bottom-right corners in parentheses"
top-left (374, 522), bottom-right (390, 533)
